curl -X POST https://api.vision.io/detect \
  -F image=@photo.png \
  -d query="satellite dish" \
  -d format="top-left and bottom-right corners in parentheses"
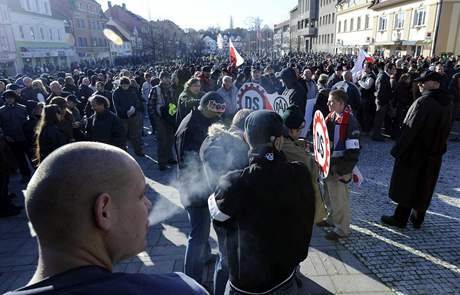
top-left (103, 28), bottom-right (123, 46)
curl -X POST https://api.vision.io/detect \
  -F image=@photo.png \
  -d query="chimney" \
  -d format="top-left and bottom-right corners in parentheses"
top-left (108, 1), bottom-right (112, 8)
top-left (122, 3), bottom-right (126, 9)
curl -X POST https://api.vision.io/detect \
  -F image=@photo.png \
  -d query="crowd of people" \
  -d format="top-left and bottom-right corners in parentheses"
top-left (0, 51), bottom-right (459, 294)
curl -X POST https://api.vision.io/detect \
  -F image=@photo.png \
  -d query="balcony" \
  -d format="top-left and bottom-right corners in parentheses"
top-left (298, 27), bottom-right (318, 37)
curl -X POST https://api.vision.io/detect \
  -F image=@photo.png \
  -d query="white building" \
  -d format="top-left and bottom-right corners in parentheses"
top-left (274, 20), bottom-right (290, 56)
top-left (336, 0), bottom-right (377, 54)
top-left (202, 35), bottom-right (217, 55)
top-left (8, 0), bottom-right (75, 72)
top-left (0, 0), bottom-right (16, 75)
top-left (314, 0), bottom-right (337, 53)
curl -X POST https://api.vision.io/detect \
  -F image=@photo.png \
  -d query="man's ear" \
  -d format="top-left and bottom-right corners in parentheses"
top-left (94, 193), bottom-right (113, 231)
top-left (274, 136), bottom-right (284, 151)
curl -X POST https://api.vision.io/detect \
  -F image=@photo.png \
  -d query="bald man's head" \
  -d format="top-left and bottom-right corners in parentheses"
top-left (26, 142), bottom-right (150, 262)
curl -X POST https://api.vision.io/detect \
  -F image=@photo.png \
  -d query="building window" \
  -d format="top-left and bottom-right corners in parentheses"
top-left (44, 1), bottom-right (49, 14)
top-left (26, 0), bottom-right (31, 10)
top-left (57, 29), bottom-right (61, 41)
top-left (331, 33), bottom-right (334, 44)
top-left (332, 13), bottom-right (335, 23)
top-left (378, 16), bottom-right (388, 31)
top-left (394, 11), bottom-right (404, 29)
top-left (35, 0), bottom-right (39, 11)
top-left (49, 28), bottom-right (53, 40)
top-left (40, 27), bottom-right (44, 40)
top-left (18, 25), bottom-right (24, 39)
top-left (344, 20), bottom-right (347, 32)
top-left (30, 27), bottom-right (35, 40)
top-left (365, 15), bottom-right (370, 29)
top-left (413, 8), bottom-right (426, 27)
top-left (350, 18), bottom-right (354, 31)
top-left (338, 21), bottom-right (341, 33)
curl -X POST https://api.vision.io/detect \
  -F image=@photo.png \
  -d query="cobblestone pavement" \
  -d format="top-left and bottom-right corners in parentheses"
top-left (342, 131), bottom-right (460, 295)
top-left (1, 124), bottom-right (459, 294)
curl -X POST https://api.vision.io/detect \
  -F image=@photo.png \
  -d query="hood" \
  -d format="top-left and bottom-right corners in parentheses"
top-left (280, 68), bottom-right (297, 88)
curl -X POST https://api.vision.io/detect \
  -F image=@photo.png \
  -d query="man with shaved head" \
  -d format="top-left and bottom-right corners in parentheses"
top-left (7, 142), bottom-right (208, 294)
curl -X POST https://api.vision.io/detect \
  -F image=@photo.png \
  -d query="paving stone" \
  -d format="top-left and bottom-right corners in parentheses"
top-left (330, 274), bottom-right (392, 293)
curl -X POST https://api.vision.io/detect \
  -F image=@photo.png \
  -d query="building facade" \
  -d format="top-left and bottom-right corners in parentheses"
top-left (8, 0), bottom-right (75, 73)
top-left (0, 0), bottom-right (16, 75)
top-left (336, 0), bottom-right (376, 54)
top-left (370, 0), bottom-right (442, 57)
top-left (314, 0), bottom-right (337, 53)
top-left (296, 0), bottom-right (319, 52)
top-left (274, 20), bottom-right (290, 56)
top-left (51, 0), bottom-right (109, 61)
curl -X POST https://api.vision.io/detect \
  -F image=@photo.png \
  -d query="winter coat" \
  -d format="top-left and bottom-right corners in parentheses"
top-left (175, 109), bottom-right (219, 207)
top-left (199, 124), bottom-right (249, 190)
top-left (176, 90), bottom-right (202, 126)
top-left (212, 148), bottom-right (315, 293)
top-left (113, 87), bottom-right (141, 120)
top-left (0, 103), bottom-right (28, 142)
top-left (38, 123), bottom-right (67, 161)
top-left (375, 72), bottom-right (392, 106)
top-left (389, 89), bottom-right (453, 212)
top-left (282, 136), bottom-right (326, 223)
top-left (86, 110), bottom-right (126, 149)
top-left (281, 69), bottom-right (307, 116)
top-left (216, 86), bottom-right (238, 119)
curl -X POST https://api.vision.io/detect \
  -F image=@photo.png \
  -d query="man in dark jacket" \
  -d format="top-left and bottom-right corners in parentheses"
top-left (372, 63), bottom-right (395, 141)
top-left (86, 95), bottom-right (126, 149)
top-left (113, 77), bottom-right (144, 156)
top-left (21, 77), bottom-right (38, 102)
top-left (175, 92), bottom-right (226, 286)
top-left (357, 62), bottom-right (376, 133)
top-left (150, 72), bottom-right (177, 170)
top-left (46, 81), bottom-right (70, 104)
top-left (0, 90), bottom-right (31, 183)
top-left (281, 68), bottom-right (307, 116)
top-left (326, 65), bottom-right (344, 89)
top-left (381, 71), bottom-right (453, 229)
top-left (209, 110), bottom-right (315, 294)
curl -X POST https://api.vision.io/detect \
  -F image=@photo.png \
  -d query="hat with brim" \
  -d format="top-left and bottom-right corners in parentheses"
top-left (2, 90), bottom-right (19, 100)
top-left (414, 70), bottom-right (442, 83)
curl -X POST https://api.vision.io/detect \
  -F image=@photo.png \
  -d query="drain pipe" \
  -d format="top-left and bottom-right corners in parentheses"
top-left (432, 0), bottom-right (443, 56)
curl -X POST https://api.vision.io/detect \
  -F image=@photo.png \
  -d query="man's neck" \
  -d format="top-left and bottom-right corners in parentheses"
top-left (29, 245), bottom-right (113, 286)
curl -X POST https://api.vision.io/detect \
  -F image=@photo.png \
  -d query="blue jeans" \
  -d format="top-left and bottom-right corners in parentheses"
top-left (214, 226), bottom-right (229, 295)
top-left (184, 206), bottom-right (211, 284)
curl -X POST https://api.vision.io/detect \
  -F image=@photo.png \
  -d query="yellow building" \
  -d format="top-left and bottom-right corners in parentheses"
top-left (369, 0), bottom-right (459, 57)
top-left (434, 0), bottom-right (460, 55)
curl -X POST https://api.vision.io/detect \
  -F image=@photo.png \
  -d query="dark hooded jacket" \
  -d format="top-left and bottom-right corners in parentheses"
top-left (281, 68), bottom-right (307, 115)
top-left (389, 88), bottom-right (453, 212)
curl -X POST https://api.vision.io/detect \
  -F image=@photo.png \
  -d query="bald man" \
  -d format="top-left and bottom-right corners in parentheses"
top-left (7, 142), bottom-right (208, 295)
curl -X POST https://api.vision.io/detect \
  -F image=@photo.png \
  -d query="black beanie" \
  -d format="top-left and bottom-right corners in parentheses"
top-left (244, 110), bottom-right (284, 146)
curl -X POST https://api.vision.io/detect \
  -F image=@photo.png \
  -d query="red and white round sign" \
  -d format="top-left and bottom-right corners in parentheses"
top-left (237, 83), bottom-right (272, 111)
top-left (313, 111), bottom-right (331, 178)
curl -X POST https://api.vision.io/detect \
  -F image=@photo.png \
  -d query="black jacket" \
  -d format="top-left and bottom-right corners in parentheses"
top-left (113, 87), bottom-right (141, 120)
top-left (281, 69), bottom-right (307, 115)
top-left (213, 149), bottom-right (315, 293)
top-left (326, 73), bottom-right (343, 89)
top-left (38, 123), bottom-right (67, 161)
top-left (0, 103), bottom-right (28, 142)
top-left (389, 89), bottom-right (453, 212)
top-left (375, 72), bottom-right (392, 106)
top-left (175, 110), bottom-right (219, 207)
top-left (86, 110), bottom-right (126, 149)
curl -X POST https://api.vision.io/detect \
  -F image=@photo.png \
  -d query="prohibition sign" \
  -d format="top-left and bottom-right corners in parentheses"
top-left (313, 111), bottom-right (331, 178)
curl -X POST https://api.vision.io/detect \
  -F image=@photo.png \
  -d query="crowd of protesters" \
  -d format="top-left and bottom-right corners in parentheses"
top-left (0, 51), bottom-right (459, 294)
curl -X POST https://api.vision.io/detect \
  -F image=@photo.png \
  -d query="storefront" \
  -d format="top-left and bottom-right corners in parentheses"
top-left (16, 42), bottom-right (76, 73)
top-left (0, 53), bottom-right (17, 77)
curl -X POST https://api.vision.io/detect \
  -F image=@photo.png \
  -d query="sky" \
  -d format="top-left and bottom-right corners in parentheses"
top-left (96, 0), bottom-right (297, 30)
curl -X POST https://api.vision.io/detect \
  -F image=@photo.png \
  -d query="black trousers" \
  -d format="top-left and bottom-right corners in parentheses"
top-left (8, 141), bottom-right (31, 178)
top-left (393, 204), bottom-right (426, 226)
